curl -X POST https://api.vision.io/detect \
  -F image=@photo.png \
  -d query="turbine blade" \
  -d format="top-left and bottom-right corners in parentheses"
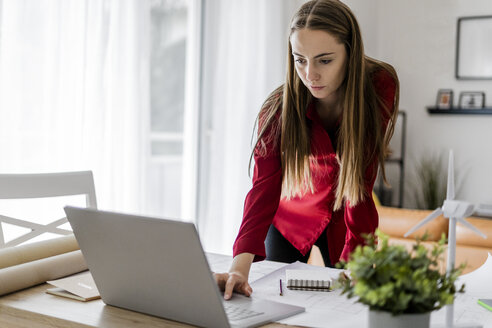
top-left (404, 208), bottom-right (443, 237)
top-left (447, 150), bottom-right (455, 200)
top-left (457, 217), bottom-right (487, 239)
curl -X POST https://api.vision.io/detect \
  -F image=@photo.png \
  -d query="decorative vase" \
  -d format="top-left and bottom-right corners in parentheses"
top-left (368, 310), bottom-right (430, 328)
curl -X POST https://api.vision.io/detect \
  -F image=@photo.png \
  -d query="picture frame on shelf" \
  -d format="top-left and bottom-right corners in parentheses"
top-left (436, 89), bottom-right (453, 109)
top-left (459, 91), bottom-right (486, 109)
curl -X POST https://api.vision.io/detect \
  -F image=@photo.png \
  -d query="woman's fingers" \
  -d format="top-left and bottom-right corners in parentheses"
top-left (214, 271), bottom-right (253, 300)
top-left (215, 272), bottom-right (253, 300)
top-left (241, 282), bottom-right (253, 297)
top-left (224, 274), bottom-right (238, 300)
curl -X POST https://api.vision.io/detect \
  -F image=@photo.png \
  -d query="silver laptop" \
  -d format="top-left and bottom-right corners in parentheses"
top-left (64, 206), bottom-right (304, 328)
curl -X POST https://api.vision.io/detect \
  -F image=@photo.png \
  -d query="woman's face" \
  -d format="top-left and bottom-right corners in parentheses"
top-left (290, 28), bottom-right (348, 105)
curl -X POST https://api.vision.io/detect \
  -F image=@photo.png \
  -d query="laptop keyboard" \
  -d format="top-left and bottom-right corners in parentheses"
top-left (223, 303), bottom-right (264, 321)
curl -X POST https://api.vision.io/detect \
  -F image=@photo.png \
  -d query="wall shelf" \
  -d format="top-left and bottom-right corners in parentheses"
top-left (427, 107), bottom-right (492, 115)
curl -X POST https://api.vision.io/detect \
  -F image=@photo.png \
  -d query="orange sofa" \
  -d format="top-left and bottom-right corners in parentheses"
top-left (308, 206), bottom-right (492, 274)
top-left (378, 206), bottom-right (492, 274)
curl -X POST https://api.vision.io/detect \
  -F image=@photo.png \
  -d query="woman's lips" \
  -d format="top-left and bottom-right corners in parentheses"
top-left (310, 85), bottom-right (325, 91)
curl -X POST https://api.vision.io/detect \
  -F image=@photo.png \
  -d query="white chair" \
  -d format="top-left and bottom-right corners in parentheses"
top-left (0, 171), bottom-right (97, 248)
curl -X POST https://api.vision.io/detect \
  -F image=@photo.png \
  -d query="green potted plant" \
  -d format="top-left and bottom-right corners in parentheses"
top-left (338, 230), bottom-right (464, 328)
top-left (411, 152), bottom-right (462, 210)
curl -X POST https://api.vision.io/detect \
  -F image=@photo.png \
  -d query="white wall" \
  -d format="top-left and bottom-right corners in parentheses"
top-left (348, 0), bottom-right (492, 207)
top-left (343, 0), bottom-right (379, 58)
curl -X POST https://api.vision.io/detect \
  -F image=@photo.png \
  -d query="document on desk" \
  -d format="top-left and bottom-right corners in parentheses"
top-left (206, 253), bottom-right (492, 328)
top-left (250, 261), bottom-right (366, 328)
top-left (457, 252), bottom-right (492, 295)
top-left (46, 270), bottom-right (100, 302)
top-left (430, 252), bottom-right (492, 328)
top-left (206, 252), bottom-right (286, 282)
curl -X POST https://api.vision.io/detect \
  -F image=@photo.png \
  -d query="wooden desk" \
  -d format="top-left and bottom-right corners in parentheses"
top-left (0, 283), bottom-right (289, 328)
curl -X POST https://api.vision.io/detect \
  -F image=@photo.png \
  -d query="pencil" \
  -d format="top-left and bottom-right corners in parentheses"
top-left (478, 299), bottom-right (492, 312)
top-left (279, 279), bottom-right (283, 296)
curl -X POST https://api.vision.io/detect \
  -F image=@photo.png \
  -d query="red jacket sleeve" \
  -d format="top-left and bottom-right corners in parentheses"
top-left (339, 69), bottom-right (397, 261)
top-left (232, 118), bottom-right (282, 261)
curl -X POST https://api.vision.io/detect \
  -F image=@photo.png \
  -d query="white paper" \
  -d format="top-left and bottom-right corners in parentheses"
top-left (430, 252), bottom-right (492, 328)
top-left (47, 271), bottom-right (99, 299)
top-left (250, 261), bottom-right (366, 328)
top-left (286, 269), bottom-right (334, 283)
top-left (457, 252), bottom-right (492, 296)
top-left (206, 254), bottom-right (492, 328)
top-left (205, 252), bottom-right (285, 282)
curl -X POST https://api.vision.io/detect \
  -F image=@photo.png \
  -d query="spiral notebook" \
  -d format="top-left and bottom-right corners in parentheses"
top-left (285, 269), bottom-right (332, 292)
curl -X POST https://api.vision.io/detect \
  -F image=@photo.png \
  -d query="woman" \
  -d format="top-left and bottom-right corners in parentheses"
top-left (215, 0), bottom-right (399, 300)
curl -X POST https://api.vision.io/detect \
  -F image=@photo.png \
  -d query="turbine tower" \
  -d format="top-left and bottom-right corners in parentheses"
top-left (404, 150), bottom-right (486, 328)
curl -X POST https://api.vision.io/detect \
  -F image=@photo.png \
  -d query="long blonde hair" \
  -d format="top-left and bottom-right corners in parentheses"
top-left (252, 0), bottom-right (399, 210)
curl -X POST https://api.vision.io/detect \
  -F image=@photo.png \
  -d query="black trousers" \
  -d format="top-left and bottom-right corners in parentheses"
top-left (265, 224), bottom-right (333, 267)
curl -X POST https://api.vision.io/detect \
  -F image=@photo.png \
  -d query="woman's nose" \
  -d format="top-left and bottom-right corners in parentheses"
top-left (306, 64), bottom-right (319, 82)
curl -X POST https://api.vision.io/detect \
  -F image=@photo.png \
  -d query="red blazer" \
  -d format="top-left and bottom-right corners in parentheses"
top-left (233, 69), bottom-right (397, 265)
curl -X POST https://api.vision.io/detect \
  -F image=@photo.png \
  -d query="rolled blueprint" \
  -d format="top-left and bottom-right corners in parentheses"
top-left (0, 235), bottom-right (79, 269)
top-left (0, 250), bottom-right (87, 296)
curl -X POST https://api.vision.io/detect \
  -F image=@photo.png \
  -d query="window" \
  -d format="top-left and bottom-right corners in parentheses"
top-left (145, 0), bottom-right (201, 221)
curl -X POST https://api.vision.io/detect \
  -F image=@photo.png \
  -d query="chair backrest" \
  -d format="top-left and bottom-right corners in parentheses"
top-left (0, 171), bottom-right (97, 247)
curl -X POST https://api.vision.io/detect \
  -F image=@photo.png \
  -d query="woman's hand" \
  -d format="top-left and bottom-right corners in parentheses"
top-left (214, 252), bottom-right (255, 300)
top-left (214, 271), bottom-right (252, 300)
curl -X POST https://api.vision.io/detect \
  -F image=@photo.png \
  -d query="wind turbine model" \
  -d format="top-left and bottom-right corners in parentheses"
top-left (404, 150), bottom-right (486, 328)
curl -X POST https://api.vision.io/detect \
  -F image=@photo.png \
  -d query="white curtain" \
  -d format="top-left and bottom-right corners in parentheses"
top-left (198, 0), bottom-right (306, 254)
top-left (0, 0), bottom-right (149, 213)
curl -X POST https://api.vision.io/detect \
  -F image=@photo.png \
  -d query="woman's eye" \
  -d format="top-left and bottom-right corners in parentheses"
top-left (295, 58), bottom-right (305, 64)
top-left (320, 59), bottom-right (332, 64)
